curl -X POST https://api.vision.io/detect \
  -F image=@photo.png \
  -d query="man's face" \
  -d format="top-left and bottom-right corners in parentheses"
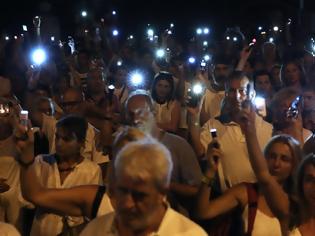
top-left (38, 100), bottom-right (53, 116)
top-left (115, 173), bottom-right (165, 231)
top-left (126, 96), bottom-right (151, 126)
top-left (255, 75), bottom-right (272, 96)
top-left (87, 70), bottom-right (105, 94)
top-left (214, 64), bottom-right (230, 85)
top-left (61, 91), bottom-right (83, 115)
top-left (55, 127), bottom-right (82, 157)
top-left (222, 78), bottom-right (249, 117)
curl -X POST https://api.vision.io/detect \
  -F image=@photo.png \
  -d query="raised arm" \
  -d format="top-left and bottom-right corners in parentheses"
top-left (240, 106), bottom-right (291, 222)
top-left (195, 141), bottom-right (246, 219)
top-left (15, 127), bottom-right (100, 219)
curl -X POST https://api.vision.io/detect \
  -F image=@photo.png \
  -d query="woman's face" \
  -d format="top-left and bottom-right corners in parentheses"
top-left (266, 142), bottom-right (294, 183)
top-left (155, 80), bottom-right (172, 100)
top-left (303, 164), bottom-right (315, 208)
top-left (284, 63), bottom-right (301, 85)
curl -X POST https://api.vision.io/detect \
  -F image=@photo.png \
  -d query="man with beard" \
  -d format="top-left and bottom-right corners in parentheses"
top-left (199, 55), bottom-right (233, 126)
top-left (81, 139), bottom-right (207, 236)
top-left (189, 71), bottom-right (273, 191)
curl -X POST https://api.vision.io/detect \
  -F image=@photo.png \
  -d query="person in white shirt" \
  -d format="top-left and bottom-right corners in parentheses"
top-left (189, 71), bottom-right (273, 189)
top-left (151, 71), bottom-right (181, 134)
top-left (0, 222), bottom-right (21, 236)
top-left (30, 115), bottom-right (103, 236)
top-left (81, 139), bottom-right (207, 236)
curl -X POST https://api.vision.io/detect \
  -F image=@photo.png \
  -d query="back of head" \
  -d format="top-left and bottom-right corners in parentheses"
top-left (114, 139), bottom-right (173, 191)
top-left (270, 87), bottom-right (300, 110)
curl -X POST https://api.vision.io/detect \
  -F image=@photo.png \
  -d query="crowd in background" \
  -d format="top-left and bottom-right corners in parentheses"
top-left (0, 9), bottom-right (315, 236)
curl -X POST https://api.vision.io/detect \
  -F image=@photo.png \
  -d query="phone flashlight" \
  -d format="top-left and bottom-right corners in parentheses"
top-left (20, 110), bottom-right (29, 129)
top-left (5, 36), bottom-right (9, 41)
top-left (0, 104), bottom-right (10, 116)
top-left (196, 28), bottom-right (202, 35)
top-left (112, 29), bottom-right (119, 36)
top-left (81, 11), bottom-right (87, 17)
top-left (188, 57), bottom-right (196, 64)
top-left (203, 28), bottom-right (209, 34)
top-left (253, 96), bottom-right (267, 117)
top-left (117, 60), bottom-right (123, 66)
top-left (156, 49), bottom-right (165, 58)
top-left (147, 29), bottom-right (154, 37)
top-left (187, 83), bottom-right (204, 107)
top-left (50, 36), bottom-right (55, 42)
top-left (22, 25), bottom-right (28, 32)
top-left (167, 30), bottom-right (172, 35)
top-left (129, 71), bottom-right (144, 87)
top-left (286, 95), bottom-right (302, 119)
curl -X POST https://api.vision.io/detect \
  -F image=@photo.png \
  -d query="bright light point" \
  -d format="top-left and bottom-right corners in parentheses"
top-left (204, 55), bottom-right (211, 61)
top-left (112, 10), bottom-right (116, 15)
top-left (252, 38), bottom-right (257, 43)
top-left (84, 29), bottom-right (88, 33)
top-left (233, 37), bottom-right (238, 42)
top-left (22, 25), bottom-right (27, 31)
top-left (108, 84), bottom-right (115, 90)
top-left (112, 29), bottom-right (119, 36)
top-left (117, 60), bottom-right (122, 66)
top-left (149, 37), bottom-right (154, 41)
top-left (203, 28), bottom-right (209, 34)
top-left (269, 37), bottom-right (274, 43)
top-left (14, 36), bottom-right (18, 40)
top-left (51, 36), bottom-right (55, 41)
top-left (261, 31), bottom-right (266, 35)
top-left (170, 23), bottom-right (174, 28)
top-left (201, 61), bottom-right (206, 67)
top-left (196, 28), bottom-right (202, 35)
top-left (20, 34), bottom-right (24, 37)
top-left (203, 41), bottom-right (208, 46)
top-left (273, 26), bottom-right (279, 32)
top-left (258, 26), bottom-right (262, 31)
top-left (188, 57), bottom-right (196, 64)
top-left (31, 48), bottom-right (47, 66)
top-left (81, 11), bottom-right (87, 17)
top-left (129, 35), bottom-right (134, 39)
top-left (130, 72), bottom-right (144, 86)
top-left (254, 97), bottom-right (265, 108)
top-left (147, 29), bottom-right (154, 37)
top-left (167, 30), bottom-right (172, 35)
top-left (156, 49), bottom-right (165, 58)
top-left (192, 84), bottom-right (203, 94)
top-left (226, 36), bottom-right (230, 40)
top-left (5, 36), bottom-right (9, 41)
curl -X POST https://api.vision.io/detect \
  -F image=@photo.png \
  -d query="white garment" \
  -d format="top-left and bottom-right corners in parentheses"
top-left (96, 193), bottom-right (115, 217)
top-left (242, 205), bottom-right (282, 236)
top-left (0, 222), bottom-right (21, 236)
top-left (289, 228), bottom-right (302, 236)
top-left (200, 115), bottom-right (273, 190)
top-left (154, 100), bottom-right (177, 124)
top-left (113, 86), bottom-right (129, 105)
top-left (80, 206), bottom-right (207, 236)
top-left (201, 87), bottom-right (225, 119)
top-left (31, 155), bottom-right (103, 236)
top-left (0, 136), bottom-right (31, 230)
top-left (41, 114), bottom-right (108, 164)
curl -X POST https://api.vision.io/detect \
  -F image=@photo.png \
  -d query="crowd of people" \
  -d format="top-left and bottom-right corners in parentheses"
top-left (0, 9), bottom-right (315, 236)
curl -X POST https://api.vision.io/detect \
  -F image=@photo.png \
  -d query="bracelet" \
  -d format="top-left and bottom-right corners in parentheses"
top-left (201, 175), bottom-right (216, 188)
top-left (17, 158), bottom-right (35, 168)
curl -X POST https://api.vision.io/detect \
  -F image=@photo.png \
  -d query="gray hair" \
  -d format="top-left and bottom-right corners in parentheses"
top-left (114, 138), bottom-right (173, 191)
top-left (124, 89), bottom-right (155, 112)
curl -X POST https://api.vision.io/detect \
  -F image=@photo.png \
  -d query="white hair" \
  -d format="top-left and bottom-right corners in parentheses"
top-left (114, 138), bottom-right (173, 190)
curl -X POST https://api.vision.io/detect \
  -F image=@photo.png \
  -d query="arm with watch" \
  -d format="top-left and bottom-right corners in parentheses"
top-left (194, 140), bottom-right (246, 220)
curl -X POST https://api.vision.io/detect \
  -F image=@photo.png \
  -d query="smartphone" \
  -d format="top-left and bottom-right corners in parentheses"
top-left (210, 128), bottom-right (219, 163)
top-left (286, 95), bottom-right (302, 119)
top-left (253, 97), bottom-right (267, 117)
top-left (20, 110), bottom-right (29, 130)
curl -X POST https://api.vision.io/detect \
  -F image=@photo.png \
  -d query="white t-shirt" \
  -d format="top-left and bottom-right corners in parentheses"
top-left (154, 100), bottom-right (178, 124)
top-left (31, 154), bottom-right (103, 236)
top-left (200, 115), bottom-right (273, 190)
top-left (242, 204), bottom-right (282, 236)
top-left (80, 206), bottom-right (207, 236)
top-left (201, 87), bottom-right (225, 120)
top-left (42, 114), bottom-right (109, 164)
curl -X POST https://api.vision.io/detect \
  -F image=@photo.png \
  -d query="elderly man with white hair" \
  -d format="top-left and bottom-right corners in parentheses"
top-left (81, 139), bottom-right (207, 236)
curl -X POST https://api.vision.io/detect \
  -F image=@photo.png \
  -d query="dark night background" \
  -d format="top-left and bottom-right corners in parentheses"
top-left (1, 0), bottom-right (315, 40)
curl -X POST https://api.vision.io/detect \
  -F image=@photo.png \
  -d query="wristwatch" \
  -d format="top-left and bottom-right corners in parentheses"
top-left (201, 175), bottom-right (216, 187)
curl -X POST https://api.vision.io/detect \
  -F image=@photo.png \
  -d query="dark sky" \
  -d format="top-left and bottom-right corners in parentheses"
top-left (1, 0), bottom-right (314, 36)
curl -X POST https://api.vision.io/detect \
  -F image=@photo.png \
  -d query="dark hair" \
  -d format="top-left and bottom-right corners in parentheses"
top-left (151, 71), bottom-right (175, 104)
top-left (225, 70), bottom-right (248, 91)
top-left (295, 153), bottom-right (315, 226)
top-left (253, 70), bottom-right (272, 86)
top-left (280, 61), bottom-right (307, 87)
top-left (56, 115), bottom-right (88, 143)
